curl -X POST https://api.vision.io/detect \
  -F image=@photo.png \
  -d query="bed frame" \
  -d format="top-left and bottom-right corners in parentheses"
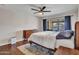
top-left (29, 40), bottom-right (56, 52)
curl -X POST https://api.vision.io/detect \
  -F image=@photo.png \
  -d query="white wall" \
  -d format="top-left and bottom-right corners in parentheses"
top-left (77, 5), bottom-right (79, 19)
top-left (39, 9), bottom-right (78, 31)
top-left (0, 5), bottom-right (40, 46)
top-left (71, 11), bottom-right (78, 31)
top-left (0, 5), bottom-right (78, 46)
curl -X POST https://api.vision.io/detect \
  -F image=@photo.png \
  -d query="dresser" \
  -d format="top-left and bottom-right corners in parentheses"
top-left (75, 22), bottom-right (79, 50)
top-left (23, 30), bottom-right (32, 40)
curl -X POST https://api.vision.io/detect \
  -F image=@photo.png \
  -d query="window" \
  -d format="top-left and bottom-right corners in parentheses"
top-left (47, 20), bottom-right (64, 31)
top-left (52, 22), bottom-right (59, 31)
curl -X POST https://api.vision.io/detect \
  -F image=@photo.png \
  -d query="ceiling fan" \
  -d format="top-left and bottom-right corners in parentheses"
top-left (31, 6), bottom-right (51, 15)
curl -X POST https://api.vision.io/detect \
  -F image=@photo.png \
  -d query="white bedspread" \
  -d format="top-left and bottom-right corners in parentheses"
top-left (28, 31), bottom-right (74, 49)
top-left (28, 31), bottom-right (59, 49)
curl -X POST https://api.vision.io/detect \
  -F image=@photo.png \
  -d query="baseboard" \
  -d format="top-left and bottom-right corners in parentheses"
top-left (0, 38), bottom-right (24, 46)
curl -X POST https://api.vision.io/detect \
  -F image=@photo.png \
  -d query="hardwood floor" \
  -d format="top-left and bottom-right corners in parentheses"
top-left (0, 40), bottom-right (28, 55)
top-left (54, 46), bottom-right (79, 55)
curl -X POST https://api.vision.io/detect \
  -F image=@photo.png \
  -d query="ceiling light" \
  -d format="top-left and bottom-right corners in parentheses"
top-left (37, 12), bottom-right (43, 16)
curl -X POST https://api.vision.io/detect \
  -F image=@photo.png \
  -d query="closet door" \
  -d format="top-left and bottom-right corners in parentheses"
top-left (75, 22), bottom-right (79, 49)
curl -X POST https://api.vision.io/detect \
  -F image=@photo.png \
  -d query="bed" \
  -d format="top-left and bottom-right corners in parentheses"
top-left (28, 31), bottom-right (74, 50)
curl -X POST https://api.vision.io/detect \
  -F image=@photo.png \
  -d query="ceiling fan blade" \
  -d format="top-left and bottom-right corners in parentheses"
top-left (34, 12), bottom-right (39, 14)
top-left (31, 8), bottom-right (39, 11)
top-left (34, 12), bottom-right (44, 15)
top-left (43, 11), bottom-right (51, 12)
top-left (41, 6), bottom-right (46, 11)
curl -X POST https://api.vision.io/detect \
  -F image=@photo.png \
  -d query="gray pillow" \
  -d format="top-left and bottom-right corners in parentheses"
top-left (56, 30), bottom-right (74, 39)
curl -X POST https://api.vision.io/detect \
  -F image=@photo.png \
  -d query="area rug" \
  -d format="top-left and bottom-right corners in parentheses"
top-left (17, 43), bottom-right (54, 55)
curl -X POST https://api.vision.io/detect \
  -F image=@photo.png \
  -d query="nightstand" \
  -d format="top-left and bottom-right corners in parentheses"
top-left (23, 30), bottom-right (32, 41)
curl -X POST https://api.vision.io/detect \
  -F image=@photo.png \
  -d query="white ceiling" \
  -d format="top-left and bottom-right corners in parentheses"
top-left (0, 4), bottom-right (78, 17)
top-left (29, 4), bottom-right (78, 17)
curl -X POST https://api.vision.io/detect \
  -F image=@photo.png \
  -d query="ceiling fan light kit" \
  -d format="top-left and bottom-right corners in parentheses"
top-left (31, 6), bottom-right (51, 16)
top-left (37, 12), bottom-right (43, 16)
